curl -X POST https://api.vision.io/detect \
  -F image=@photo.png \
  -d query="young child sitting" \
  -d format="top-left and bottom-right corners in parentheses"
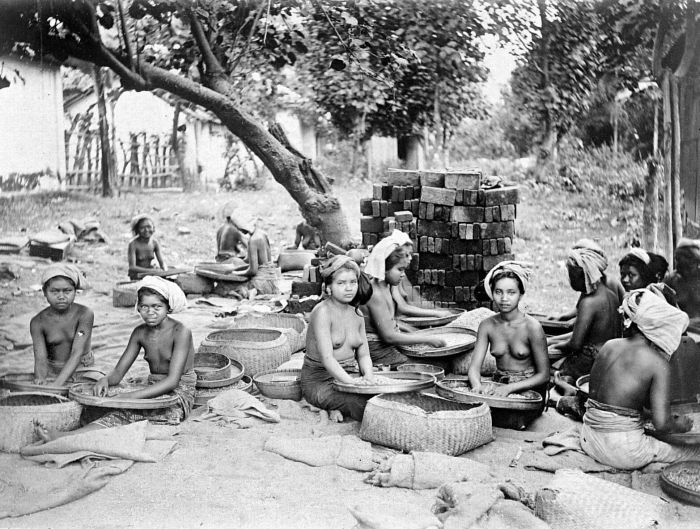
top-left (128, 214), bottom-right (166, 280)
top-left (35, 277), bottom-right (195, 440)
top-left (467, 261), bottom-right (549, 408)
top-left (30, 264), bottom-right (94, 386)
top-left (551, 244), bottom-right (621, 380)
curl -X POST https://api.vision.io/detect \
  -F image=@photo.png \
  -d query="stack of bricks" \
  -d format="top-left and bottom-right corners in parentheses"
top-left (359, 168), bottom-right (518, 309)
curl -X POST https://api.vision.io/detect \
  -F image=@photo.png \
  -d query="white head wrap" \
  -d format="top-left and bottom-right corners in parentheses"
top-left (567, 246), bottom-right (608, 294)
top-left (137, 276), bottom-right (188, 313)
top-left (627, 248), bottom-right (651, 265)
top-left (41, 264), bottom-right (88, 290)
top-left (483, 261), bottom-right (533, 300)
top-left (621, 288), bottom-right (688, 359)
top-left (364, 230), bottom-right (409, 280)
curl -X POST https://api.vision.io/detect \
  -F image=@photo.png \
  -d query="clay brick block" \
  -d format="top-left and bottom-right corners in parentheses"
top-left (420, 253), bottom-right (452, 269)
top-left (453, 255), bottom-right (460, 270)
top-left (482, 253), bottom-right (515, 271)
top-left (480, 221), bottom-right (515, 239)
top-left (490, 239), bottom-right (499, 255)
top-left (373, 183), bottom-right (383, 200)
top-left (419, 202), bottom-right (427, 219)
top-left (452, 240), bottom-right (481, 254)
top-left (391, 186), bottom-right (400, 203)
top-left (451, 206), bottom-right (484, 223)
top-left (411, 253), bottom-right (420, 270)
top-left (414, 186), bottom-right (422, 199)
top-left (405, 186), bottom-right (414, 200)
top-left (291, 281), bottom-right (322, 297)
top-left (504, 237), bottom-right (512, 252)
top-left (482, 239), bottom-right (491, 256)
top-left (386, 169), bottom-right (421, 186)
top-left (458, 223), bottom-right (467, 239)
top-left (419, 236), bottom-right (428, 252)
top-left (394, 210), bottom-right (413, 223)
top-left (360, 216), bottom-right (383, 233)
top-left (404, 200), bottom-right (412, 212)
top-left (444, 170), bottom-right (481, 190)
top-left (482, 185), bottom-right (519, 206)
top-left (443, 238), bottom-right (452, 254)
top-left (455, 189), bottom-right (464, 205)
top-left (362, 233), bottom-right (370, 245)
top-left (493, 206), bottom-right (501, 222)
top-left (371, 200), bottom-right (381, 217)
top-left (460, 254), bottom-right (467, 271)
top-left (417, 270), bottom-right (425, 285)
top-left (382, 217), bottom-right (396, 232)
top-left (475, 190), bottom-right (486, 206)
top-left (437, 270), bottom-right (445, 286)
top-left (382, 185), bottom-right (393, 200)
top-left (428, 237), bottom-right (435, 253)
top-left (380, 201), bottom-right (389, 217)
top-left (426, 203), bottom-right (435, 220)
top-left (420, 171), bottom-right (445, 187)
top-left (497, 238), bottom-right (506, 254)
top-left (484, 206), bottom-right (493, 223)
top-left (475, 255), bottom-right (483, 270)
top-left (399, 187), bottom-right (406, 203)
top-left (421, 186), bottom-right (456, 206)
top-left (446, 271), bottom-right (480, 287)
top-left (435, 238), bottom-right (442, 254)
top-left (466, 255), bottom-right (475, 270)
top-left (451, 223), bottom-right (459, 238)
top-left (369, 233), bottom-right (378, 245)
top-left (431, 270), bottom-right (438, 284)
top-left (455, 286), bottom-right (465, 303)
top-left (360, 198), bottom-right (373, 215)
top-left (411, 200), bottom-right (419, 217)
top-left (418, 220), bottom-right (452, 239)
top-left (500, 204), bottom-right (516, 221)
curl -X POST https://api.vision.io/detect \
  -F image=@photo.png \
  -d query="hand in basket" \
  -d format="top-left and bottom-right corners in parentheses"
top-left (672, 413), bottom-right (694, 434)
top-left (424, 336), bottom-right (447, 348)
top-left (93, 377), bottom-right (110, 397)
top-left (489, 384), bottom-right (513, 398)
top-left (354, 375), bottom-right (377, 386)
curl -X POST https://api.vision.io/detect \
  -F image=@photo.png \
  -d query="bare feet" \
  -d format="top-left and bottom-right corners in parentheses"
top-left (33, 420), bottom-right (55, 443)
top-left (553, 372), bottom-right (577, 396)
top-left (329, 410), bottom-right (344, 423)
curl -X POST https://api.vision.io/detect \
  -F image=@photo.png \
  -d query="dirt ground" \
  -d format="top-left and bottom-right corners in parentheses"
top-left (2, 176), bottom-right (694, 529)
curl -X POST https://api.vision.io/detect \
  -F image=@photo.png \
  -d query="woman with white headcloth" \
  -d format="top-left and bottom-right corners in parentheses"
top-left (361, 231), bottom-right (446, 367)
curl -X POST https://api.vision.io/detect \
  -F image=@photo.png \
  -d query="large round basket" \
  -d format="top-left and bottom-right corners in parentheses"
top-left (194, 262), bottom-right (248, 282)
top-left (359, 393), bottom-right (492, 456)
top-left (646, 402), bottom-right (700, 445)
top-left (194, 375), bottom-right (253, 407)
top-left (194, 352), bottom-right (232, 382)
top-left (436, 377), bottom-right (542, 411)
top-left (397, 363), bottom-right (445, 381)
top-left (68, 383), bottom-right (180, 409)
top-left (660, 461), bottom-right (700, 506)
top-left (231, 312), bottom-right (307, 353)
top-left (0, 392), bottom-right (82, 453)
top-left (398, 328), bottom-right (476, 358)
top-left (253, 369), bottom-right (302, 400)
top-left (0, 370), bottom-right (105, 396)
top-left (399, 308), bottom-right (465, 329)
top-left (197, 328), bottom-right (291, 378)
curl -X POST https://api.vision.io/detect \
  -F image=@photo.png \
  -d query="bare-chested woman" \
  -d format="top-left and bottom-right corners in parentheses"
top-left (128, 214), bottom-right (166, 280)
top-left (468, 261), bottom-right (549, 406)
top-left (233, 215), bottom-right (282, 295)
top-left (665, 239), bottom-right (700, 325)
top-left (300, 256), bottom-right (376, 422)
top-left (31, 264), bottom-right (94, 386)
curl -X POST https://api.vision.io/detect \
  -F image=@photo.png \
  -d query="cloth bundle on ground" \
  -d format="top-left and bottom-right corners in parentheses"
top-left (20, 420), bottom-right (177, 466)
top-left (195, 388), bottom-right (280, 428)
top-left (483, 261), bottom-right (532, 299)
top-left (30, 228), bottom-right (72, 246)
top-left (58, 217), bottom-right (107, 243)
top-left (534, 468), bottom-right (673, 529)
top-left (41, 263), bottom-right (89, 290)
top-left (348, 503), bottom-right (442, 529)
top-left (567, 242), bottom-right (608, 294)
top-left (136, 275), bottom-right (188, 313)
top-left (364, 230), bottom-right (410, 279)
top-left (365, 451), bottom-right (493, 489)
top-left (263, 434), bottom-right (376, 471)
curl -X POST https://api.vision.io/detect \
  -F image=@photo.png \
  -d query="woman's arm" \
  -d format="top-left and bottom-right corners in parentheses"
top-left (493, 320), bottom-right (550, 396)
top-left (366, 290), bottom-right (445, 347)
top-left (650, 358), bottom-right (691, 433)
top-left (312, 307), bottom-right (357, 385)
top-left (237, 237), bottom-right (261, 277)
top-left (30, 316), bottom-right (49, 383)
top-left (554, 297), bottom-right (595, 353)
top-left (53, 307), bottom-right (94, 386)
top-left (467, 321), bottom-right (491, 392)
top-left (127, 240), bottom-right (158, 275)
top-left (355, 317), bottom-right (375, 381)
top-left (94, 329), bottom-right (143, 396)
top-left (153, 239), bottom-right (166, 270)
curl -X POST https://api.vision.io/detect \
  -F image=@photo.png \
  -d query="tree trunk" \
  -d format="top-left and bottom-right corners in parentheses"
top-left (671, 75), bottom-right (683, 246)
top-left (643, 158), bottom-right (660, 252)
top-left (662, 70), bottom-right (674, 267)
top-left (399, 135), bottom-right (424, 170)
top-left (171, 102), bottom-right (196, 191)
top-left (93, 66), bottom-right (114, 197)
top-left (653, 98), bottom-right (659, 156)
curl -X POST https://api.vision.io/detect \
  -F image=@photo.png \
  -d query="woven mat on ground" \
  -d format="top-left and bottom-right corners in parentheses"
top-left (535, 469), bottom-right (673, 529)
top-left (434, 481), bottom-right (505, 529)
top-left (195, 389), bottom-right (280, 428)
top-left (365, 451), bottom-right (493, 489)
top-left (264, 434), bottom-right (377, 471)
top-left (478, 499), bottom-right (552, 529)
top-left (0, 455), bottom-right (133, 519)
top-left (349, 503), bottom-right (442, 529)
top-left (20, 421), bottom-right (176, 467)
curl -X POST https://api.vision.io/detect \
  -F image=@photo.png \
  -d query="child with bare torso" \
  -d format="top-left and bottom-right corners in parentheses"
top-left (35, 277), bottom-right (195, 441)
top-left (468, 262), bottom-right (549, 402)
top-left (301, 256), bottom-right (376, 422)
top-left (234, 216), bottom-right (281, 295)
top-left (128, 215), bottom-right (166, 280)
top-left (30, 265), bottom-right (94, 386)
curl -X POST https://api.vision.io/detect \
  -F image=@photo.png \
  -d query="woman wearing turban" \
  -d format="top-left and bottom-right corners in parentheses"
top-left (30, 264), bottom-right (94, 386)
top-left (300, 256), bottom-right (377, 422)
top-left (580, 289), bottom-right (700, 470)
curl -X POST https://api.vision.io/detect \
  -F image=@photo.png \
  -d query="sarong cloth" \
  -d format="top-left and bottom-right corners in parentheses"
top-left (248, 263), bottom-right (282, 295)
top-left (492, 367), bottom-right (547, 415)
top-left (580, 398), bottom-right (700, 470)
top-left (558, 343), bottom-right (598, 379)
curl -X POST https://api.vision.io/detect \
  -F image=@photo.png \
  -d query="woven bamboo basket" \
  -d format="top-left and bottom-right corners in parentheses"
top-left (231, 313), bottom-right (307, 353)
top-left (359, 393), bottom-right (492, 456)
top-left (197, 328), bottom-right (291, 378)
top-left (0, 392), bottom-right (82, 453)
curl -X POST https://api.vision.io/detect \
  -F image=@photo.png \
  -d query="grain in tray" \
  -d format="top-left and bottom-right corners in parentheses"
top-left (403, 332), bottom-right (468, 352)
top-left (667, 467), bottom-right (700, 491)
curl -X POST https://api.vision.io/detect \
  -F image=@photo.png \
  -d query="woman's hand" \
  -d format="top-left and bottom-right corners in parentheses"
top-left (93, 377), bottom-right (110, 397)
top-left (425, 337), bottom-right (447, 348)
top-left (672, 414), bottom-right (693, 433)
top-left (33, 377), bottom-right (47, 385)
top-left (490, 384), bottom-right (513, 398)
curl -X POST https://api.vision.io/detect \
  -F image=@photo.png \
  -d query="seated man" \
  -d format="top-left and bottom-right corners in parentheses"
top-left (292, 221), bottom-right (321, 250)
top-left (580, 289), bottom-right (700, 470)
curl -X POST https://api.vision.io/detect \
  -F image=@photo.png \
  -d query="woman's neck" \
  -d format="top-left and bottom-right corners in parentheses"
top-left (498, 308), bottom-right (523, 323)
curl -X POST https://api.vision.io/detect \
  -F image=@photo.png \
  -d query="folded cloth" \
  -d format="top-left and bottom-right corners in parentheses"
top-left (264, 434), bottom-right (376, 471)
top-left (349, 503), bottom-right (442, 529)
top-left (621, 289), bottom-right (689, 358)
top-left (0, 456), bottom-right (134, 519)
top-left (365, 230), bottom-right (409, 279)
top-left (483, 260), bottom-right (533, 299)
top-left (433, 481), bottom-right (504, 529)
top-left (567, 246), bottom-right (608, 294)
top-left (137, 275), bottom-right (188, 313)
top-left (365, 451), bottom-right (493, 489)
top-left (480, 499), bottom-right (551, 529)
top-left (196, 388), bottom-right (280, 424)
top-left (20, 421), bottom-right (176, 466)
top-left (41, 263), bottom-right (88, 290)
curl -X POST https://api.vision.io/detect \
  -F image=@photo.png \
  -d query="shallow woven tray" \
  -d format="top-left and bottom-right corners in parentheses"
top-left (69, 382), bottom-right (180, 409)
top-left (194, 376), bottom-right (253, 407)
top-left (661, 460), bottom-right (700, 506)
top-left (253, 369), bottom-right (302, 400)
top-left (333, 372), bottom-right (436, 395)
top-left (398, 328), bottom-right (476, 358)
top-left (397, 363), bottom-right (445, 381)
top-left (646, 402), bottom-right (700, 445)
top-left (196, 359), bottom-right (244, 389)
top-left (194, 352), bottom-right (232, 382)
top-left (398, 309), bottom-right (465, 329)
top-left (0, 371), bottom-right (105, 396)
top-left (531, 314), bottom-right (574, 335)
top-left (194, 263), bottom-right (248, 282)
top-left (436, 377), bottom-right (542, 411)
top-left (576, 374), bottom-right (590, 395)
top-left (134, 267), bottom-right (191, 279)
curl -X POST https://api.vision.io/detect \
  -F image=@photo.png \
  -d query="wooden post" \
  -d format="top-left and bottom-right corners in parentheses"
top-left (93, 66), bottom-right (114, 197)
top-left (643, 159), bottom-right (660, 252)
top-left (671, 75), bottom-right (683, 247)
top-left (662, 70), bottom-right (674, 268)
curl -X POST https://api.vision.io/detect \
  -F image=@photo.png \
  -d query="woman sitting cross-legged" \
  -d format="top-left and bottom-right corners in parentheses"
top-left (300, 256), bottom-right (376, 422)
top-left (35, 277), bottom-right (195, 440)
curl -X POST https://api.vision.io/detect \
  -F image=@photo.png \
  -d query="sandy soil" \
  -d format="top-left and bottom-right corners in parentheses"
top-left (2, 177), bottom-right (691, 529)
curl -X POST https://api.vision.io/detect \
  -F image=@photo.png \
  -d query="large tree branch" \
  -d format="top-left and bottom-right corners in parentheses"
top-left (230, 2), bottom-right (265, 72)
top-left (186, 7), bottom-right (225, 77)
top-left (115, 0), bottom-right (134, 69)
top-left (653, 0), bottom-right (670, 78)
top-left (675, 0), bottom-right (698, 78)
